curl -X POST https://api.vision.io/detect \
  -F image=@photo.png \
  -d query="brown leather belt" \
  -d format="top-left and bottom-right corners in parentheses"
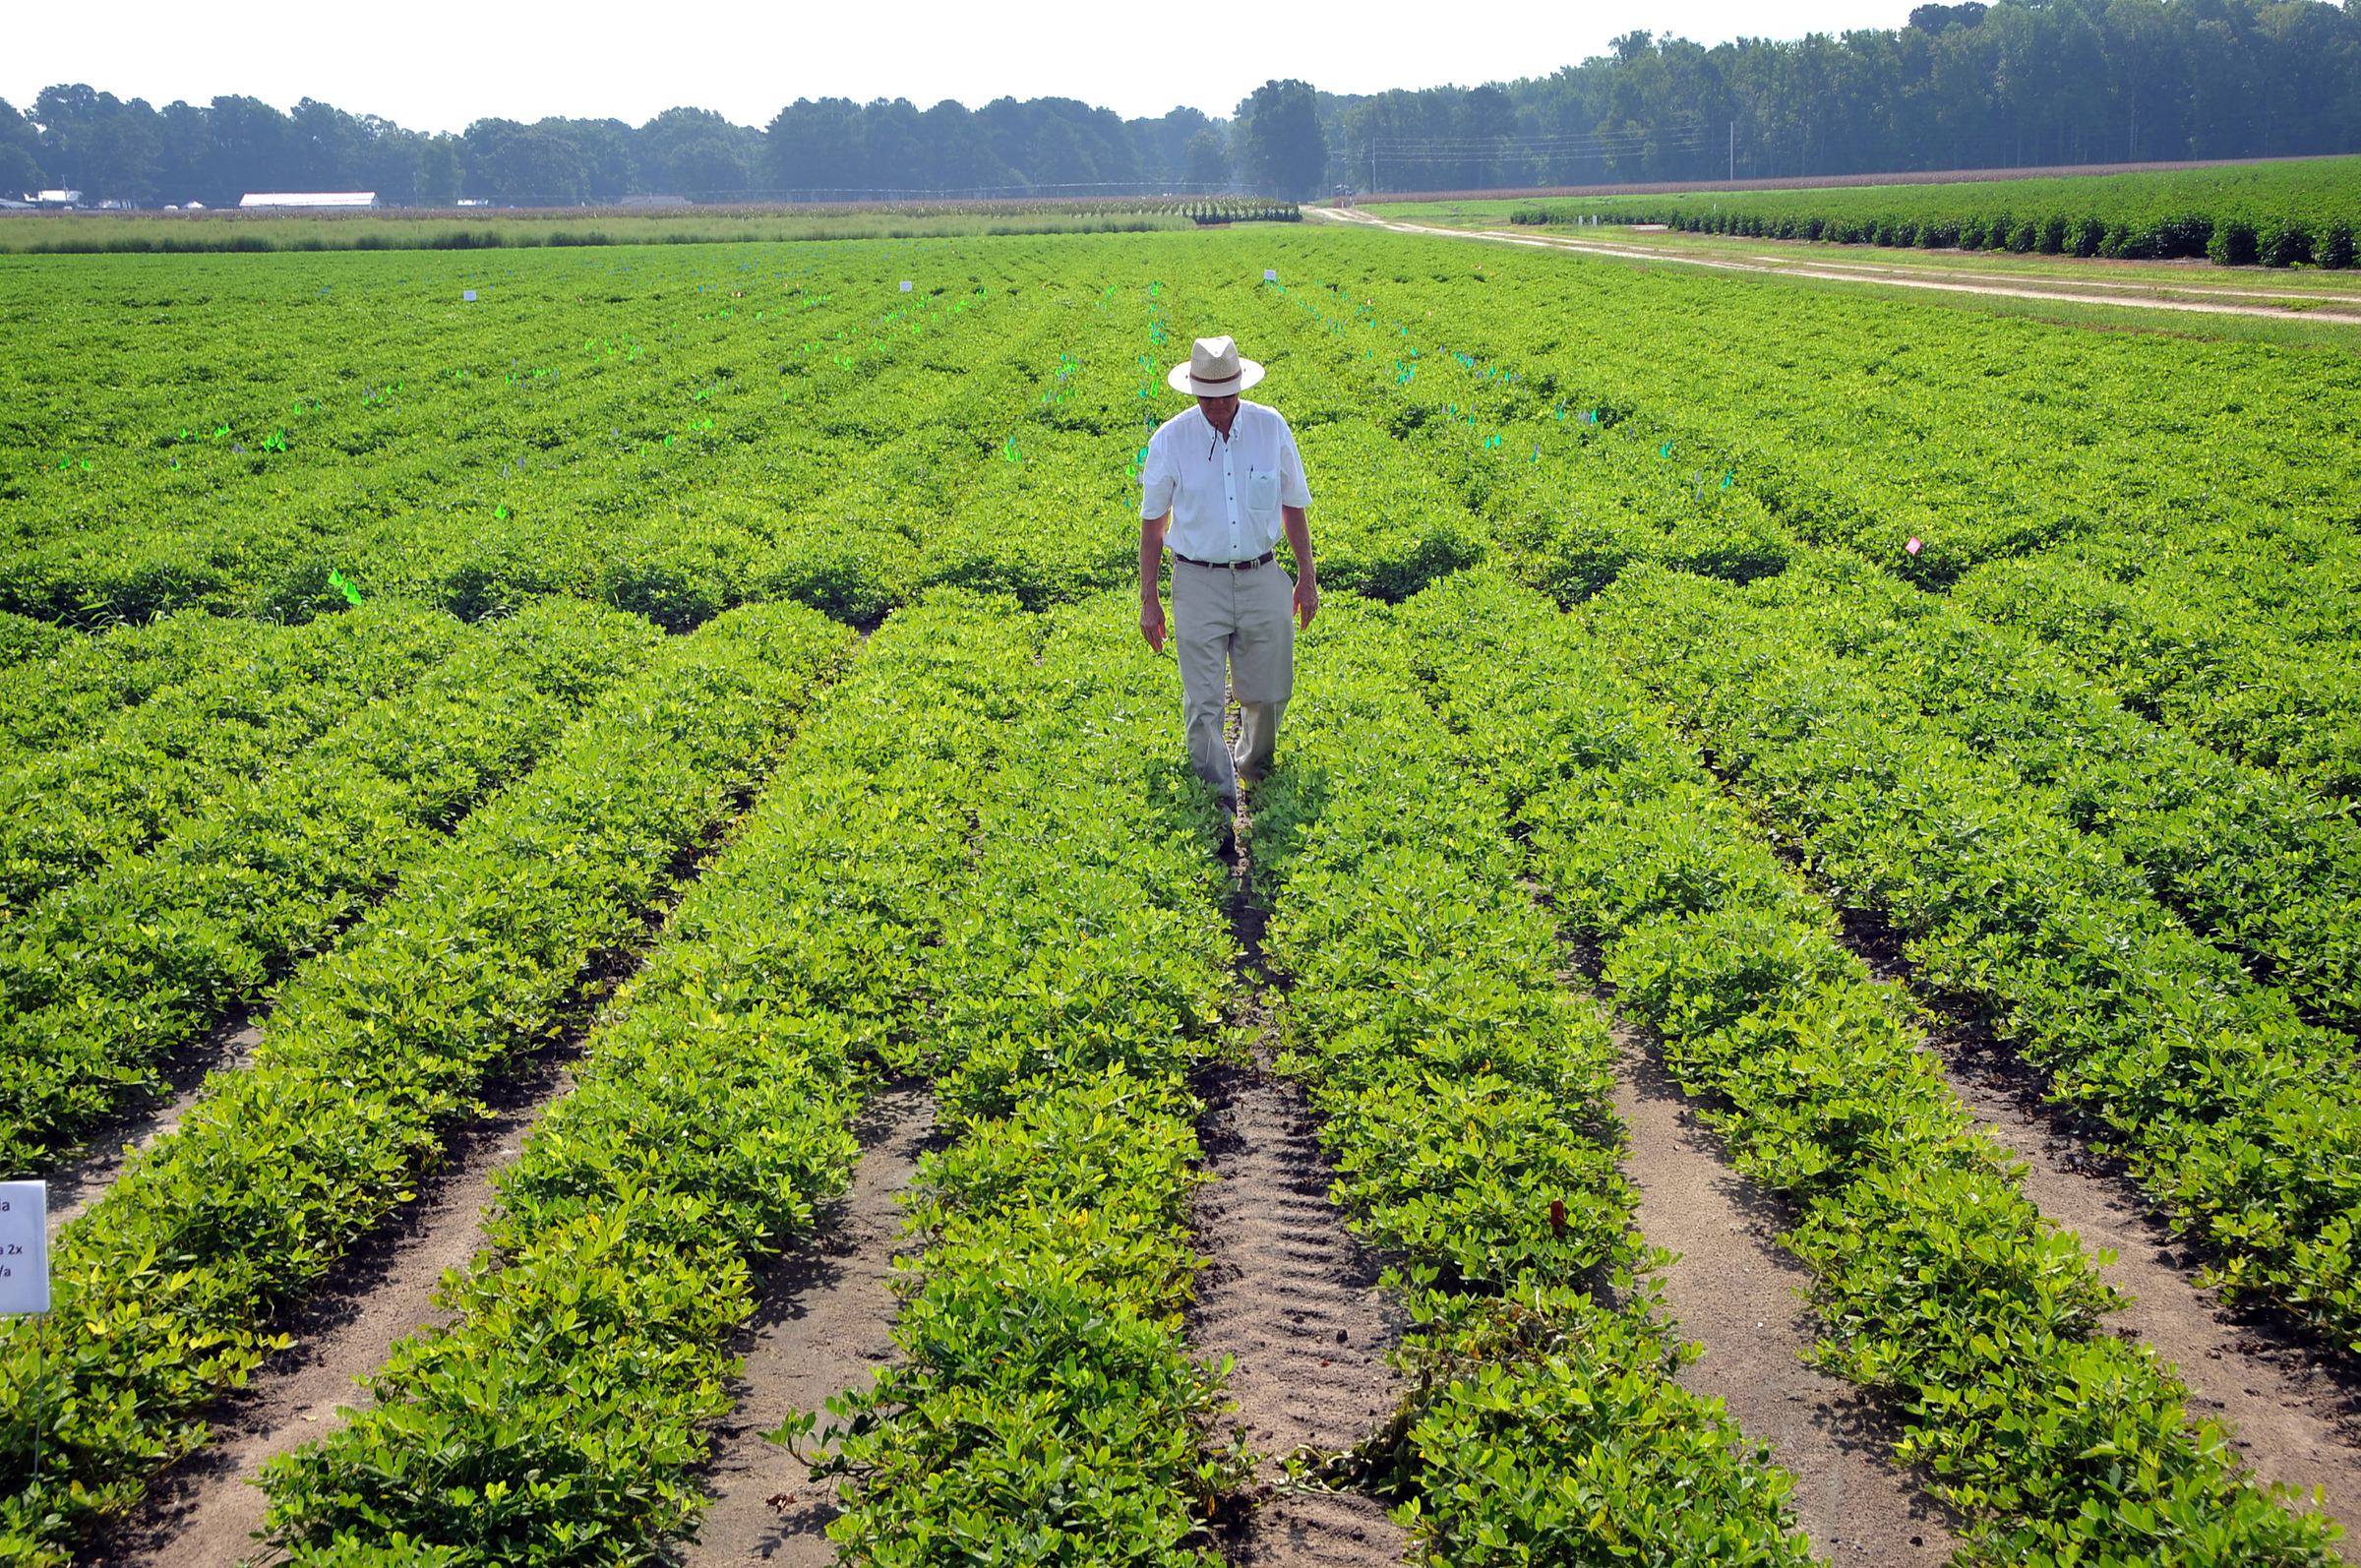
top-left (1172, 550), bottom-right (1277, 571)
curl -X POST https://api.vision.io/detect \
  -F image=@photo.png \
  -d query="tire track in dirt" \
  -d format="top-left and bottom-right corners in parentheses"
top-left (685, 1086), bottom-right (937, 1568)
top-left (1613, 1030), bottom-right (1961, 1561)
top-left (88, 1046), bottom-right (577, 1568)
top-left (1195, 795), bottom-right (1410, 1568)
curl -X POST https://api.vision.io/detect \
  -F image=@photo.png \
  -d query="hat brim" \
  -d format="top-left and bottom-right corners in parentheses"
top-left (1167, 357), bottom-right (1265, 396)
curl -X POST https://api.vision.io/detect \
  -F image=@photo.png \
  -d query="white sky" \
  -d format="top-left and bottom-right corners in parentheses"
top-left (10, 0), bottom-right (1909, 133)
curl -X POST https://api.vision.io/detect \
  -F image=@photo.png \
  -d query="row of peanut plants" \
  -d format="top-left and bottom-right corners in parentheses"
top-left (1254, 226), bottom-right (2361, 805)
top-left (1405, 570), bottom-right (2337, 1564)
top-left (14, 227), bottom-right (2361, 808)
top-left (0, 605), bottom-right (432, 776)
top-left (0, 601), bottom-right (853, 1566)
top-left (1584, 562), bottom-right (2361, 1356)
top-left (1671, 559), bottom-right (2361, 1036)
top-left (1250, 594), bottom-right (1814, 1565)
top-left (246, 589), bottom-right (1241, 1564)
top-left (0, 598), bottom-right (665, 1176)
top-left (0, 606), bottom-right (471, 916)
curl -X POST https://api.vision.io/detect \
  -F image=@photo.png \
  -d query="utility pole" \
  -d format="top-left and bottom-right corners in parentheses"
top-left (1730, 121), bottom-right (1736, 182)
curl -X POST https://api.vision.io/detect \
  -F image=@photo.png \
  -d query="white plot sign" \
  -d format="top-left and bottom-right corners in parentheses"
top-left (1264, 270), bottom-right (1278, 282)
top-left (900, 280), bottom-right (913, 292)
top-left (0, 1181), bottom-right (46, 1314)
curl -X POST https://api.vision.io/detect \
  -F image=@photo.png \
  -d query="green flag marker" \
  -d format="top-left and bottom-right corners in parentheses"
top-left (327, 570), bottom-right (364, 606)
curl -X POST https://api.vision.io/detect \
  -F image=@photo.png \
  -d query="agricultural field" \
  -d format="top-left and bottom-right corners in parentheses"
top-left (2, 215), bottom-right (2359, 1566)
top-left (1482, 155), bottom-right (2361, 266)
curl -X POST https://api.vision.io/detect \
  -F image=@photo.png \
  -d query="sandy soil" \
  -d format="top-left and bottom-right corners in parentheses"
top-left (1615, 1033), bottom-right (1962, 1561)
top-left (1198, 792), bottom-right (1412, 1568)
top-left (684, 1087), bottom-right (937, 1568)
top-left (88, 1048), bottom-right (577, 1568)
top-left (1192, 1056), bottom-right (1411, 1568)
top-left (43, 1019), bottom-right (262, 1243)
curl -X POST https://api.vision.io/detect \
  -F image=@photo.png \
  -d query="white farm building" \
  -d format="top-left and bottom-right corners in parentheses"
top-left (238, 192), bottom-right (379, 210)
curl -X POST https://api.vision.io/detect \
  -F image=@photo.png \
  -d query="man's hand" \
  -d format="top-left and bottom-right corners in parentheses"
top-left (1140, 597), bottom-right (1168, 654)
top-left (1293, 577), bottom-right (1319, 632)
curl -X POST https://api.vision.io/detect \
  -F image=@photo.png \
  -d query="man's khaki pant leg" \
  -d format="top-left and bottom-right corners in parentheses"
top-left (1171, 562), bottom-right (1296, 795)
top-left (1228, 566), bottom-right (1295, 786)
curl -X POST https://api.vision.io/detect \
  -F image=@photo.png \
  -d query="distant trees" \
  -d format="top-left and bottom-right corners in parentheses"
top-left (1326, 0), bottom-right (2361, 191)
top-left (760, 96), bottom-right (1219, 199)
top-left (1237, 80), bottom-right (1327, 197)
top-left (13, 0), bottom-right (2358, 209)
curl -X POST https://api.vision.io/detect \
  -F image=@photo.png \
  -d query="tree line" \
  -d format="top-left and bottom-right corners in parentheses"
top-left (1326, 0), bottom-right (2361, 192)
top-left (6, 0), bottom-right (2356, 207)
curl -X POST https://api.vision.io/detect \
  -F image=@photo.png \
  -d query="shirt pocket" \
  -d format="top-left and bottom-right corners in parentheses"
top-left (1247, 469), bottom-right (1279, 516)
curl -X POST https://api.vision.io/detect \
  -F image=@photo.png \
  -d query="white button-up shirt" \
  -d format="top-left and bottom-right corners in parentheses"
top-left (1139, 400), bottom-right (1312, 563)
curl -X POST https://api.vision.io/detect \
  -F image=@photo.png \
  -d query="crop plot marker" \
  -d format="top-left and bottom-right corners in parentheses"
top-left (3, 1181), bottom-right (49, 1499)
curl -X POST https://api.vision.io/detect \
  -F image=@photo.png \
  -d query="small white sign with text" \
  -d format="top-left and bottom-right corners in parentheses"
top-left (0, 1182), bottom-right (47, 1314)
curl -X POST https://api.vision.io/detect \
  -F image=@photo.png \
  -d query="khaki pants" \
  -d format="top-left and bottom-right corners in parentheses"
top-left (1171, 558), bottom-right (1295, 796)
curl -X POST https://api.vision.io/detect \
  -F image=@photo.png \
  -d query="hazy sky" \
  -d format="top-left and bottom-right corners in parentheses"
top-left (11, 0), bottom-right (1910, 132)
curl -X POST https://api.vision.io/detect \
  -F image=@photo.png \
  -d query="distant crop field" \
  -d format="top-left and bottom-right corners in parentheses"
top-left (0, 196), bottom-right (1299, 255)
top-left (5, 224), bottom-right (2361, 1565)
top-left (1463, 154), bottom-right (2361, 266)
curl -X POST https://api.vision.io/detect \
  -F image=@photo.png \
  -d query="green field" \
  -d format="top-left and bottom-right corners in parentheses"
top-left (4, 223), bottom-right (2359, 1564)
top-left (1383, 156), bottom-right (2361, 266)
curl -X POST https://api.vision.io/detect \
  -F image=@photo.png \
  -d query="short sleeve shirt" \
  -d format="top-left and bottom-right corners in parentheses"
top-left (1138, 400), bottom-right (1312, 563)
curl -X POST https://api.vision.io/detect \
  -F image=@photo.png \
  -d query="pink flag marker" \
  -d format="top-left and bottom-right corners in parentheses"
top-left (1907, 537), bottom-right (1923, 555)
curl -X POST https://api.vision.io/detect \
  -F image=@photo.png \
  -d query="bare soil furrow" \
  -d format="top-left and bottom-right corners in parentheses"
top-left (1833, 913), bottom-right (2361, 1538)
top-left (685, 1086), bottom-right (936, 1568)
top-left (1942, 1044), bottom-right (2361, 1541)
top-left (1193, 1058), bottom-right (1409, 1568)
top-left (1199, 782), bottom-right (1409, 1568)
top-left (44, 1020), bottom-right (261, 1244)
top-left (1614, 1031), bottom-right (1963, 1562)
top-left (91, 1048), bottom-right (577, 1568)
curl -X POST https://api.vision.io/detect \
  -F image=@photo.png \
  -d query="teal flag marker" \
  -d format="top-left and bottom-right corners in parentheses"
top-left (327, 570), bottom-right (364, 606)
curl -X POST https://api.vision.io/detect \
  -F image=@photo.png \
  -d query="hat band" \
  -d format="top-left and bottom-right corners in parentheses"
top-left (1191, 372), bottom-right (1243, 394)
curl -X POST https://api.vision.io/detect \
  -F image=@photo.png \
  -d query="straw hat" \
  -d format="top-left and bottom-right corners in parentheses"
top-left (1167, 335), bottom-right (1265, 396)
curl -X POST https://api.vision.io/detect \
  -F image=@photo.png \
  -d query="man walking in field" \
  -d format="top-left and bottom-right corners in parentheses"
top-left (1138, 335), bottom-right (1318, 811)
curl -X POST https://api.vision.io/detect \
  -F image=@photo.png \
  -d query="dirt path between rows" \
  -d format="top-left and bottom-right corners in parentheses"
top-left (685, 1086), bottom-right (936, 1568)
top-left (1316, 209), bottom-right (2361, 326)
top-left (1614, 1032), bottom-right (1961, 1560)
top-left (1198, 798), bottom-right (1410, 1568)
top-left (1942, 1039), bottom-right (2361, 1548)
top-left (44, 1019), bottom-right (261, 1244)
top-left (90, 1047), bottom-right (578, 1568)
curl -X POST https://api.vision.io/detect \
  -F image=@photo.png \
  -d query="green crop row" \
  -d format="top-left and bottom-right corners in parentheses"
top-left (1249, 595), bottom-right (1812, 1564)
top-left (1501, 157), bottom-right (2361, 266)
top-left (0, 605), bottom-right (469, 919)
top-left (0, 599), bottom-right (663, 1176)
top-left (1588, 564), bottom-right (2361, 1355)
top-left (0, 606), bottom-right (394, 774)
top-left (1400, 569), bottom-right (2336, 1562)
top-left (805, 593), bottom-right (1242, 1564)
top-left (250, 590), bottom-right (1241, 1564)
top-left (1673, 559), bottom-right (2361, 1035)
top-left (0, 601), bottom-right (852, 1566)
top-left (1244, 229), bottom-right (2361, 807)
